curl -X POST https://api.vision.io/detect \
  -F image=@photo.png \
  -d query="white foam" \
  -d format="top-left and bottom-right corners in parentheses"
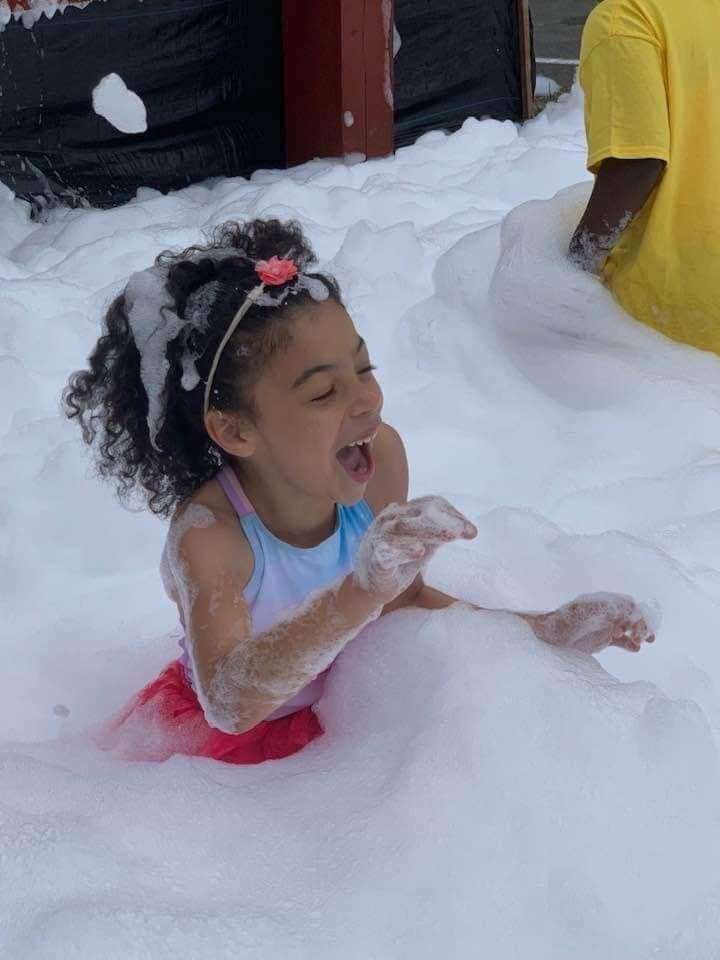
top-left (2, 86), bottom-right (720, 957)
top-left (0, 0), bottom-right (90, 30)
top-left (124, 266), bottom-right (183, 449)
top-left (92, 73), bottom-right (148, 135)
top-left (535, 73), bottom-right (561, 97)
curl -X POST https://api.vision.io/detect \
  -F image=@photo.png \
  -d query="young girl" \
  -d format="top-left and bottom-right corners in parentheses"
top-left (64, 219), bottom-right (655, 765)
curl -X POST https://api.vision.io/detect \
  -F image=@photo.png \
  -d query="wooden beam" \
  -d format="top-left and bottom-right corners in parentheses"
top-left (283, 0), bottom-right (394, 168)
top-left (516, 0), bottom-right (535, 120)
top-left (362, 0), bottom-right (394, 157)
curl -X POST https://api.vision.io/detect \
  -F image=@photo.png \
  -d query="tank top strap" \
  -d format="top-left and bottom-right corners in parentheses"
top-left (217, 464), bottom-right (255, 519)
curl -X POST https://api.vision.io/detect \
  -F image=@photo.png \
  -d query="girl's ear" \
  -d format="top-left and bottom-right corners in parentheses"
top-left (204, 410), bottom-right (257, 460)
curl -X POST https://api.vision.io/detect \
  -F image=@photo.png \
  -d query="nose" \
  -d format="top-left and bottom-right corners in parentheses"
top-left (350, 375), bottom-right (383, 420)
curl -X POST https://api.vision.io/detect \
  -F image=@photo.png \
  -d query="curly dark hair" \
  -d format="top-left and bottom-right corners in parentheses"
top-left (62, 219), bottom-right (342, 517)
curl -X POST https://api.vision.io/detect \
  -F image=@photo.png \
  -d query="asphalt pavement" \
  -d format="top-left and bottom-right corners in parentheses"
top-left (532, 0), bottom-right (597, 91)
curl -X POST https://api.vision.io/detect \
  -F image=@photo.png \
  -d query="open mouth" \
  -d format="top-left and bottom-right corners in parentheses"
top-left (335, 431), bottom-right (377, 484)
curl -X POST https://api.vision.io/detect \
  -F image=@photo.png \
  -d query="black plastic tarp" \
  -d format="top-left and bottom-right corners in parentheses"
top-left (0, 0), bottom-right (284, 209)
top-left (394, 0), bottom-right (531, 146)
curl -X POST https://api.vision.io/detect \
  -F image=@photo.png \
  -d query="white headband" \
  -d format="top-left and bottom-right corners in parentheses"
top-left (202, 281), bottom-right (265, 419)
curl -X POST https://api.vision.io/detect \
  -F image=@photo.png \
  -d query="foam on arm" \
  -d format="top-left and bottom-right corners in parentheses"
top-left (165, 507), bottom-right (381, 734)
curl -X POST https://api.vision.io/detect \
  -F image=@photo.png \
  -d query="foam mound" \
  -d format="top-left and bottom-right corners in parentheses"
top-left (3, 87), bottom-right (720, 957)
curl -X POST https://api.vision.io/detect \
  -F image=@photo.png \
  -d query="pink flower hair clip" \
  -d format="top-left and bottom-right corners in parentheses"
top-left (255, 256), bottom-right (298, 286)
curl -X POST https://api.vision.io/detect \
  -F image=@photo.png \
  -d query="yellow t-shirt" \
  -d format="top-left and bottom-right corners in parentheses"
top-left (579, 0), bottom-right (720, 354)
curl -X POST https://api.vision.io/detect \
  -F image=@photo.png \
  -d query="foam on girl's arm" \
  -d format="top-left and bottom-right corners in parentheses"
top-left (165, 507), bottom-right (382, 733)
top-left (213, 496), bottom-right (475, 729)
top-left (207, 579), bottom-right (382, 733)
top-left (165, 494), bottom-right (476, 734)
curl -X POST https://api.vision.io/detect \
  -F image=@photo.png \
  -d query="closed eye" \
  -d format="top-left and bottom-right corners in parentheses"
top-left (310, 365), bottom-right (375, 402)
top-left (311, 386), bottom-right (336, 402)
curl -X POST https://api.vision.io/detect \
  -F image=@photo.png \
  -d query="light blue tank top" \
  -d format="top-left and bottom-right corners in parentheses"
top-left (179, 464), bottom-right (374, 720)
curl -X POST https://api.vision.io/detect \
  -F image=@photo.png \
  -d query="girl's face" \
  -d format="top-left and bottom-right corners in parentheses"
top-left (245, 299), bottom-right (383, 505)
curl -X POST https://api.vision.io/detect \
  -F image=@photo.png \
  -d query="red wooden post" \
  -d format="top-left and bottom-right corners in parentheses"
top-left (282, 0), bottom-right (394, 167)
top-left (516, 0), bottom-right (535, 120)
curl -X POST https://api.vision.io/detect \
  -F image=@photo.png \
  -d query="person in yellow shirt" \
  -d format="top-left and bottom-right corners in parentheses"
top-left (569, 0), bottom-right (720, 355)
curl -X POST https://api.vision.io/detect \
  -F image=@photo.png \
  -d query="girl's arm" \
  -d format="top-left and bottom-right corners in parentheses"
top-left (168, 489), bottom-right (474, 734)
top-left (367, 426), bottom-right (655, 653)
top-left (168, 509), bottom-right (381, 733)
top-left (391, 583), bottom-right (654, 654)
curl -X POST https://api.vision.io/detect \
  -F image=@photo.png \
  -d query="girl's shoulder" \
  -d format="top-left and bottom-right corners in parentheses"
top-left (365, 422), bottom-right (409, 516)
top-left (164, 475), bottom-right (255, 598)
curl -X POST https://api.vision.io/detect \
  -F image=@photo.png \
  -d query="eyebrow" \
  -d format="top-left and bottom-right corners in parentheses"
top-left (291, 337), bottom-right (366, 390)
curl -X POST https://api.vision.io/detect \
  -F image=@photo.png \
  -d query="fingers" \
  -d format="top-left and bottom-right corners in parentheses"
top-left (389, 522), bottom-right (471, 545)
top-left (379, 497), bottom-right (477, 544)
top-left (620, 638), bottom-right (643, 653)
top-left (613, 635), bottom-right (643, 653)
top-left (567, 593), bottom-right (658, 654)
top-left (626, 616), bottom-right (654, 645)
top-left (374, 537), bottom-right (426, 569)
top-left (611, 617), bottom-right (655, 652)
top-left (418, 497), bottom-right (477, 538)
top-left (384, 496), bottom-right (473, 532)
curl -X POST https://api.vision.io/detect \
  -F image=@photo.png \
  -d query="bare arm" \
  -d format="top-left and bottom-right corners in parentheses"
top-left (369, 431), bottom-right (655, 653)
top-left (170, 512), bottom-right (382, 734)
top-left (391, 580), bottom-right (654, 654)
top-left (569, 157), bottom-right (666, 272)
top-left (169, 478), bottom-right (475, 734)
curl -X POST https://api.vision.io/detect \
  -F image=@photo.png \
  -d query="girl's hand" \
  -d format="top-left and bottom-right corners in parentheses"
top-left (354, 496), bottom-right (477, 606)
top-left (528, 592), bottom-right (657, 654)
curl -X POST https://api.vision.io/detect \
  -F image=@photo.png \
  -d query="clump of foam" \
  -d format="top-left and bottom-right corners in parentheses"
top-left (254, 273), bottom-right (330, 308)
top-left (0, 0), bottom-right (90, 31)
top-left (298, 274), bottom-right (330, 301)
top-left (124, 266), bottom-right (231, 437)
top-left (179, 351), bottom-right (201, 392)
top-left (124, 266), bottom-right (183, 449)
top-left (183, 280), bottom-right (221, 333)
top-left (92, 73), bottom-right (148, 135)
